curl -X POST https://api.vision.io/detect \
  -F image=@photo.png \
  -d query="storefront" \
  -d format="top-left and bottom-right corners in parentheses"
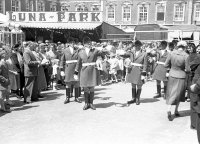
top-left (0, 13), bottom-right (25, 46)
top-left (4, 11), bottom-right (127, 43)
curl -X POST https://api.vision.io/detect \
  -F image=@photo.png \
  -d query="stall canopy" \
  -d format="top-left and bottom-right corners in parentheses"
top-left (1, 11), bottom-right (127, 42)
top-left (167, 25), bottom-right (200, 39)
top-left (100, 22), bottom-right (128, 40)
top-left (134, 24), bottom-right (168, 41)
top-left (0, 22), bottom-right (102, 30)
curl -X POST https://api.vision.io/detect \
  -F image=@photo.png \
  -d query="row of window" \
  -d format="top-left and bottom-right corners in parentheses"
top-left (2, 1), bottom-right (200, 23)
top-left (2, 0), bottom-right (100, 12)
top-left (107, 3), bottom-right (200, 23)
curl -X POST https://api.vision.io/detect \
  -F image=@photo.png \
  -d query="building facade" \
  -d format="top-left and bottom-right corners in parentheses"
top-left (1, 0), bottom-right (200, 25)
top-left (1, 0), bottom-right (200, 35)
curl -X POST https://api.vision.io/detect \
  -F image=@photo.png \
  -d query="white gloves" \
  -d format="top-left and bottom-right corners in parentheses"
top-left (74, 74), bottom-right (78, 80)
top-left (141, 76), bottom-right (145, 80)
top-left (190, 84), bottom-right (196, 92)
top-left (60, 71), bottom-right (65, 77)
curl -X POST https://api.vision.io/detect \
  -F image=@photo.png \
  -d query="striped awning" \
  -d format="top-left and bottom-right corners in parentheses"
top-left (0, 22), bottom-right (102, 30)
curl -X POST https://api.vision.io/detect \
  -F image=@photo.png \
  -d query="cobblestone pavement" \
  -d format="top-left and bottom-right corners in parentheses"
top-left (0, 80), bottom-right (198, 144)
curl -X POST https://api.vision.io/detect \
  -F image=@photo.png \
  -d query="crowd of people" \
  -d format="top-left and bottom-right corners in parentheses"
top-left (1, 38), bottom-right (200, 142)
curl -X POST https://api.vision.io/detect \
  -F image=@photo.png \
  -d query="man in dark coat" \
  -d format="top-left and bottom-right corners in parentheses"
top-left (23, 42), bottom-right (40, 103)
top-left (188, 46), bottom-right (200, 129)
top-left (190, 64), bottom-right (200, 143)
top-left (125, 40), bottom-right (148, 105)
top-left (60, 41), bottom-right (81, 104)
top-left (152, 41), bottom-right (169, 98)
top-left (74, 40), bottom-right (106, 110)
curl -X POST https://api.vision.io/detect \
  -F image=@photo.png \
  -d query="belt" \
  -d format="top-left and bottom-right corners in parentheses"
top-left (82, 62), bottom-right (96, 67)
top-left (66, 60), bottom-right (78, 64)
top-left (156, 61), bottom-right (165, 65)
top-left (130, 63), bottom-right (142, 67)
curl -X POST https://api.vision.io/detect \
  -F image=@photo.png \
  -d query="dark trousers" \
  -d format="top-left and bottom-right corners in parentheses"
top-left (20, 72), bottom-right (25, 95)
top-left (44, 65), bottom-right (53, 87)
top-left (24, 76), bottom-right (38, 102)
top-left (191, 94), bottom-right (199, 129)
top-left (197, 114), bottom-right (200, 143)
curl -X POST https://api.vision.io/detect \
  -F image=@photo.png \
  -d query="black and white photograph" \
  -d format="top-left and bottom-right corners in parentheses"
top-left (0, 0), bottom-right (200, 144)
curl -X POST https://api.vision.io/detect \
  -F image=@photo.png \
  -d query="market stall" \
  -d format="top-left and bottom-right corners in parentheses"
top-left (5, 11), bottom-right (127, 43)
top-left (0, 13), bottom-right (25, 46)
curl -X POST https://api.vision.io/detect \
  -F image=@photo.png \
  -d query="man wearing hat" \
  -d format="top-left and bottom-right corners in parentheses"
top-left (45, 40), bottom-right (50, 46)
top-left (152, 41), bottom-right (169, 99)
top-left (74, 39), bottom-right (107, 110)
top-left (60, 41), bottom-right (81, 104)
top-left (125, 40), bottom-right (148, 105)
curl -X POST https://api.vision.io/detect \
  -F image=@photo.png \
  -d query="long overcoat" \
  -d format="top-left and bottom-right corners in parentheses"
top-left (152, 50), bottom-right (169, 81)
top-left (125, 50), bottom-right (148, 85)
top-left (75, 48), bottom-right (103, 87)
top-left (0, 61), bottom-right (10, 90)
top-left (60, 48), bottom-right (79, 83)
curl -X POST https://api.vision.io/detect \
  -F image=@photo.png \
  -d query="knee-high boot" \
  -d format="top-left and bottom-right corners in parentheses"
top-left (163, 85), bottom-right (167, 99)
top-left (74, 88), bottom-right (81, 103)
top-left (79, 87), bottom-right (81, 97)
top-left (127, 88), bottom-right (136, 104)
top-left (136, 89), bottom-right (142, 105)
top-left (70, 85), bottom-right (74, 98)
top-left (89, 92), bottom-right (96, 110)
top-left (154, 85), bottom-right (161, 98)
top-left (83, 92), bottom-right (89, 110)
top-left (64, 88), bottom-right (70, 104)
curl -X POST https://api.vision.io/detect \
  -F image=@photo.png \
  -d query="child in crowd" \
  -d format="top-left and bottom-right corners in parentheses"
top-left (0, 50), bottom-right (11, 113)
top-left (52, 59), bottom-right (60, 90)
top-left (108, 53), bottom-right (119, 83)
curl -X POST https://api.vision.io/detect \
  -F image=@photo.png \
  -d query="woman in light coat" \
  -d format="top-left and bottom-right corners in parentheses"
top-left (164, 41), bottom-right (190, 121)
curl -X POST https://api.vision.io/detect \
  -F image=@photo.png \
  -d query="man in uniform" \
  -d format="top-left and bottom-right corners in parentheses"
top-left (125, 40), bottom-right (148, 105)
top-left (60, 41), bottom-right (81, 104)
top-left (152, 41), bottom-right (169, 99)
top-left (74, 39), bottom-right (107, 110)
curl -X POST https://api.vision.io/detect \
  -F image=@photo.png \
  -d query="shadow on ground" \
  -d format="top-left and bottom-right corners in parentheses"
top-left (13, 105), bottom-right (39, 111)
top-left (176, 110), bottom-right (191, 118)
top-left (95, 102), bottom-right (128, 108)
top-left (140, 98), bottom-right (160, 103)
top-left (0, 91), bottom-right (63, 117)
top-left (38, 92), bottom-right (63, 102)
top-left (94, 96), bottom-right (111, 100)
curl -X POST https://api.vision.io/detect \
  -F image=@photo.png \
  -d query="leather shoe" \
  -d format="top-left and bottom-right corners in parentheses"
top-left (167, 111), bottom-right (173, 121)
top-left (89, 104), bottom-right (96, 110)
top-left (38, 95), bottom-right (44, 98)
top-left (174, 111), bottom-right (180, 117)
top-left (153, 94), bottom-right (161, 98)
top-left (127, 99), bottom-right (136, 104)
top-left (24, 101), bottom-right (31, 104)
top-left (64, 98), bottom-right (70, 104)
top-left (75, 98), bottom-right (81, 103)
top-left (83, 104), bottom-right (89, 110)
top-left (136, 99), bottom-right (140, 105)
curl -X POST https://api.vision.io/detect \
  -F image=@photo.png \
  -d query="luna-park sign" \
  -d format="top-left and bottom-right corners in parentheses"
top-left (6, 11), bottom-right (102, 23)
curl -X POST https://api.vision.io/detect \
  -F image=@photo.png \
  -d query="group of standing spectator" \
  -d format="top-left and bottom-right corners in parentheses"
top-left (1, 38), bottom-right (200, 143)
